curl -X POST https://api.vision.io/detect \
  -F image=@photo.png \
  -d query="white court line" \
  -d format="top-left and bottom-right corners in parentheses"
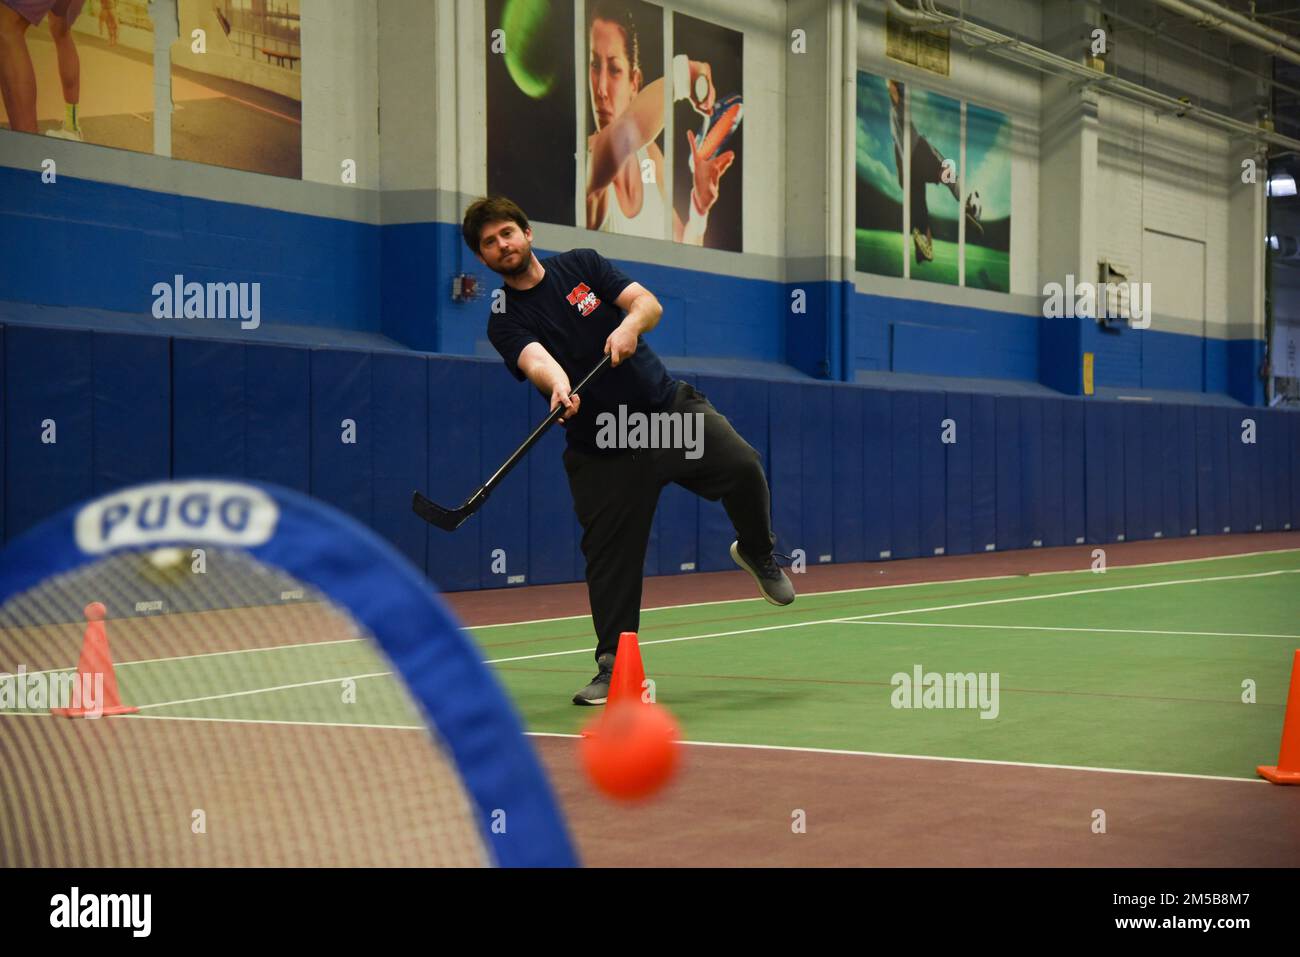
top-left (485, 617), bottom-right (863, 665)
top-left (17, 710), bottom-right (1259, 784)
top-left (9, 636), bottom-right (364, 679)
top-left (834, 569), bottom-right (1300, 624)
top-left (6, 552), bottom-right (1293, 679)
top-left (467, 546), bottom-right (1300, 631)
top-left (525, 732), bottom-right (1267, 784)
top-left (6, 566), bottom-right (1292, 681)
top-left (128, 713), bottom-right (420, 732)
top-left (135, 671), bottom-right (392, 711)
top-left (485, 568), bottom-right (1300, 665)
top-left (842, 621), bottom-right (1300, 640)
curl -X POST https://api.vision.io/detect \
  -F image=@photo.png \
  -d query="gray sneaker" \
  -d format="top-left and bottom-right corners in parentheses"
top-left (730, 541), bottom-right (796, 606)
top-left (572, 652), bottom-right (616, 705)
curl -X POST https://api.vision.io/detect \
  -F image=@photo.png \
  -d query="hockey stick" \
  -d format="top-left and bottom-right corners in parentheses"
top-left (412, 353), bottom-right (612, 531)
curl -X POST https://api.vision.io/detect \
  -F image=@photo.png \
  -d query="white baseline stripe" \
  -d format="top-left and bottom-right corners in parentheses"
top-left (128, 713), bottom-right (421, 732)
top-left (9, 636), bottom-right (364, 679)
top-left (468, 546), bottom-right (1300, 631)
top-left (136, 671), bottom-right (392, 711)
top-left (524, 732), bottom-right (1266, 784)
top-left (484, 617), bottom-right (859, 665)
top-left (0, 711), bottom-right (1259, 783)
top-left (836, 569), bottom-right (1299, 623)
top-left (842, 621), bottom-right (1300, 640)
top-left (7, 555), bottom-right (1293, 679)
top-left (485, 568), bottom-right (1300, 665)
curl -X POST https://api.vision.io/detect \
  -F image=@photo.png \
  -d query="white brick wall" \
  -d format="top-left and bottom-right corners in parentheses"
top-left (1097, 95), bottom-right (1233, 333)
top-left (302, 0), bottom-right (381, 190)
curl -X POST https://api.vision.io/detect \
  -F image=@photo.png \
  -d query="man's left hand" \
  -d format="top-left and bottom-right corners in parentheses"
top-left (604, 322), bottom-right (639, 367)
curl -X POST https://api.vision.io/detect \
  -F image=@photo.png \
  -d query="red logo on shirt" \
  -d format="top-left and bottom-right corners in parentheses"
top-left (566, 282), bottom-right (601, 317)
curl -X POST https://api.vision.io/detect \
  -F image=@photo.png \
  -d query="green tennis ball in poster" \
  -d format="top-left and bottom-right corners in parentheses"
top-left (503, 0), bottom-right (555, 99)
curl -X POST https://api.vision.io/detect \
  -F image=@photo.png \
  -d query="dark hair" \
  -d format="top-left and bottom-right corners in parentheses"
top-left (589, 0), bottom-right (639, 77)
top-left (462, 196), bottom-right (530, 253)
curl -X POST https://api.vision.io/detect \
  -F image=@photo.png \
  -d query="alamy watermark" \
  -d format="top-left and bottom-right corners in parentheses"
top-left (152, 274), bottom-right (261, 329)
top-left (891, 664), bottom-right (1000, 719)
top-left (50, 887), bottom-right (151, 937)
top-left (0, 666), bottom-right (104, 718)
top-left (595, 405), bottom-right (705, 459)
top-left (1042, 275), bottom-right (1152, 329)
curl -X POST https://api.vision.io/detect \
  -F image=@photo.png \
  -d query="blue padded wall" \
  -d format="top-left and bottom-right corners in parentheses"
top-left (425, 357), bottom-right (482, 592)
top-left (1019, 397), bottom-right (1045, 548)
top-left (1228, 410), bottom-right (1260, 533)
top-left (801, 383), bottom-right (836, 564)
top-left (995, 397), bottom-right (1022, 551)
top-left (944, 392), bottom-right (973, 557)
top-left (1041, 399), bottom-right (1065, 548)
top-left (371, 353), bottom-right (429, 572)
top-left (310, 349), bottom-right (373, 528)
top-left (767, 379), bottom-right (802, 562)
top-left (527, 385), bottom-right (578, 587)
top-left (0, 325), bottom-right (4, 543)
top-left (863, 389), bottom-right (893, 560)
top-left (91, 331), bottom-right (170, 496)
top-left (1104, 403), bottom-right (1126, 542)
top-left (971, 395), bottom-right (997, 552)
top-left (1123, 404), bottom-right (1145, 542)
top-left (477, 361), bottom-right (531, 589)
top-left (890, 391), bottom-right (921, 560)
top-left (5, 327), bottom-right (94, 540)
top-left (2, 317), bottom-right (1294, 595)
top-left (1061, 400), bottom-right (1085, 544)
top-left (918, 391), bottom-right (946, 557)
top-left (831, 385), bottom-right (866, 564)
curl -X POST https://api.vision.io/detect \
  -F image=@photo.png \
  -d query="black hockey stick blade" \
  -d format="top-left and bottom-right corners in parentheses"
top-left (412, 354), bottom-right (611, 531)
top-left (411, 489), bottom-right (481, 531)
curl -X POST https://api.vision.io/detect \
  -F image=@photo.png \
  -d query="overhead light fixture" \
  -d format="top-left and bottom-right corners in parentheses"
top-left (1268, 173), bottom-right (1297, 197)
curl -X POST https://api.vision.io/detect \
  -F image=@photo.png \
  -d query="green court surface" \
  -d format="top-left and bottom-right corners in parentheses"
top-left (43, 549), bottom-right (1300, 781)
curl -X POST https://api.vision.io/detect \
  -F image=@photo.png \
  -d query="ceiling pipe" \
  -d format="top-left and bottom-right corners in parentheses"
top-left (1149, 0), bottom-right (1300, 66)
top-left (1176, 0), bottom-right (1300, 57)
top-left (883, 0), bottom-right (1300, 154)
top-left (1106, 5), bottom-right (1300, 99)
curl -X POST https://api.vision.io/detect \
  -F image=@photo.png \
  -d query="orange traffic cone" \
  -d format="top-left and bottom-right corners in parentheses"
top-left (580, 632), bottom-right (648, 739)
top-left (1257, 649), bottom-right (1300, 785)
top-left (51, 602), bottom-right (138, 718)
top-left (607, 631), bottom-right (648, 708)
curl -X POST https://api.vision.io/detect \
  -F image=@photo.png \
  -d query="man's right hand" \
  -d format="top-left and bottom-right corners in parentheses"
top-left (550, 383), bottom-right (580, 424)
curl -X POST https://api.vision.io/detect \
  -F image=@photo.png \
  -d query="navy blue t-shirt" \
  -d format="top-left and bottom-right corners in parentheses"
top-left (487, 248), bottom-right (677, 453)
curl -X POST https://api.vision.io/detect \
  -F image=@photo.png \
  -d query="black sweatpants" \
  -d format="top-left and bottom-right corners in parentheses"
top-left (562, 380), bottom-right (776, 663)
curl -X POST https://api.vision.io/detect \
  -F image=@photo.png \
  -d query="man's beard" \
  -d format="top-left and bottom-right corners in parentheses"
top-left (493, 245), bottom-right (532, 278)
